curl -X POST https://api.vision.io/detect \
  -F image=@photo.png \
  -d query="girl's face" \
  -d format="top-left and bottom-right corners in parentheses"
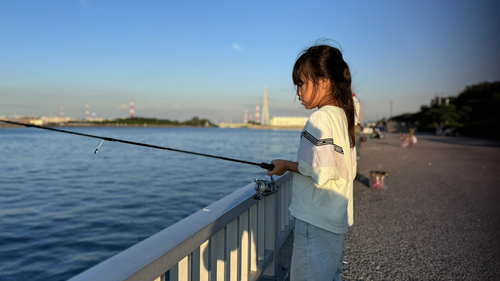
top-left (296, 78), bottom-right (334, 109)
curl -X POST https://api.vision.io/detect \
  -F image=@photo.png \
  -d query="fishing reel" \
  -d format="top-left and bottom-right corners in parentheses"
top-left (253, 176), bottom-right (277, 200)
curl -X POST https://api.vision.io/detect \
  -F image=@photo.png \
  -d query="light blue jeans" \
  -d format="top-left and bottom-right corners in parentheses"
top-left (291, 219), bottom-right (345, 281)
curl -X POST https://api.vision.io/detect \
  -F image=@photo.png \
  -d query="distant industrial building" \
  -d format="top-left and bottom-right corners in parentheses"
top-left (269, 116), bottom-right (308, 128)
top-left (0, 116), bottom-right (74, 126)
top-left (35, 116), bottom-right (74, 125)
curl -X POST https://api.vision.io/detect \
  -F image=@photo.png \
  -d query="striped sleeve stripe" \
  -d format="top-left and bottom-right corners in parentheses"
top-left (301, 130), bottom-right (344, 154)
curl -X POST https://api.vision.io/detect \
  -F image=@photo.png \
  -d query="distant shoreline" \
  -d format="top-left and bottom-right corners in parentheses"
top-left (0, 123), bottom-right (303, 130)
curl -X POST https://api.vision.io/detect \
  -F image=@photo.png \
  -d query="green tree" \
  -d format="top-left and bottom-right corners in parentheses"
top-left (390, 81), bottom-right (500, 139)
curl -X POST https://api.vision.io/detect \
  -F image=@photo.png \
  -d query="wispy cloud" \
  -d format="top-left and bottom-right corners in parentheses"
top-left (231, 43), bottom-right (244, 52)
top-left (116, 103), bottom-right (129, 109)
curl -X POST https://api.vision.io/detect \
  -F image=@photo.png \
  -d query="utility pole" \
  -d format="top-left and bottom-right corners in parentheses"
top-left (390, 100), bottom-right (393, 119)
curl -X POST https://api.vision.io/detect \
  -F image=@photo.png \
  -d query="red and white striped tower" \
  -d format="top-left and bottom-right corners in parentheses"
top-left (261, 86), bottom-right (269, 125)
top-left (255, 105), bottom-right (260, 124)
top-left (243, 109), bottom-right (248, 124)
top-left (60, 107), bottom-right (64, 118)
top-left (130, 99), bottom-right (135, 118)
top-left (86, 103), bottom-right (90, 119)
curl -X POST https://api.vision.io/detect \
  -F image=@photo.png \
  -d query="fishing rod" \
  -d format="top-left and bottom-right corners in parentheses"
top-left (0, 120), bottom-right (275, 171)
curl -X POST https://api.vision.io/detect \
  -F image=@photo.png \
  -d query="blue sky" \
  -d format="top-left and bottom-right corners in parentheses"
top-left (1, 0), bottom-right (499, 123)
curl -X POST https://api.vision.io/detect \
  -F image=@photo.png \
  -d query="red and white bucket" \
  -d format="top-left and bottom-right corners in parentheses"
top-left (369, 171), bottom-right (389, 190)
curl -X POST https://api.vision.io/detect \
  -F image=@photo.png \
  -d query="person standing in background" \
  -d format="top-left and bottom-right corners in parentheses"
top-left (353, 93), bottom-right (363, 160)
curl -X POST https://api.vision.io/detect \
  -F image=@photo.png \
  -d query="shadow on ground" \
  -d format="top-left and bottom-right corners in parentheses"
top-left (355, 172), bottom-right (370, 188)
top-left (422, 135), bottom-right (500, 147)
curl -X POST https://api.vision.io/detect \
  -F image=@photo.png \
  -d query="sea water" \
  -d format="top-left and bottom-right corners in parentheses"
top-left (0, 127), bottom-right (300, 281)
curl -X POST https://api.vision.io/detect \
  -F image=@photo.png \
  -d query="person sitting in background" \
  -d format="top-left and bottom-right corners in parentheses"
top-left (400, 128), bottom-right (417, 148)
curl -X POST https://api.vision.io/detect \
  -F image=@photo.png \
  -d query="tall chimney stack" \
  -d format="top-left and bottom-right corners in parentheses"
top-left (130, 99), bottom-right (135, 118)
top-left (255, 105), bottom-right (260, 124)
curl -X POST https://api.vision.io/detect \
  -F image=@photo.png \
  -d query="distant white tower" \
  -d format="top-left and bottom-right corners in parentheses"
top-left (261, 86), bottom-right (269, 126)
top-left (243, 109), bottom-right (248, 124)
top-left (60, 107), bottom-right (64, 118)
top-left (255, 105), bottom-right (260, 124)
top-left (86, 103), bottom-right (90, 119)
top-left (130, 99), bottom-right (135, 118)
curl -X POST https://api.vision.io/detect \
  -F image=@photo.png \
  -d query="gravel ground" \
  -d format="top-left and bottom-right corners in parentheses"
top-left (278, 133), bottom-right (500, 281)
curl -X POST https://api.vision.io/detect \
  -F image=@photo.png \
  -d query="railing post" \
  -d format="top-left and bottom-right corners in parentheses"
top-left (227, 219), bottom-right (239, 281)
top-left (262, 193), bottom-right (276, 278)
top-left (249, 204), bottom-right (258, 274)
top-left (239, 211), bottom-right (250, 281)
top-left (170, 255), bottom-right (191, 281)
top-left (257, 200), bottom-right (266, 262)
top-left (211, 229), bottom-right (225, 281)
top-left (192, 240), bottom-right (210, 281)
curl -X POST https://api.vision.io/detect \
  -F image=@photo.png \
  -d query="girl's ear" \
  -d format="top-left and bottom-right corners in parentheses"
top-left (320, 78), bottom-right (331, 89)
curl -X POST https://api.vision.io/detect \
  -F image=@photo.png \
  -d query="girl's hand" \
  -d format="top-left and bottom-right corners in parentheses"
top-left (267, 160), bottom-right (299, 176)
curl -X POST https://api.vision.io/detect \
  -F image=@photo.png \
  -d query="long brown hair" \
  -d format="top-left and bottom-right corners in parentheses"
top-left (292, 44), bottom-right (355, 147)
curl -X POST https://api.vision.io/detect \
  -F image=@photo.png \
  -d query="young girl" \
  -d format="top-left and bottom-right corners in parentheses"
top-left (267, 44), bottom-right (356, 281)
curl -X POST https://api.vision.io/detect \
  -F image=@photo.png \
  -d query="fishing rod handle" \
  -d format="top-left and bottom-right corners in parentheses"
top-left (260, 163), bottom-right (275, 171)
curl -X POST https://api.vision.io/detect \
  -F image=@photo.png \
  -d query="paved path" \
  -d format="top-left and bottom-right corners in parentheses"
top-left (278, 133), bottom-right (500, 280)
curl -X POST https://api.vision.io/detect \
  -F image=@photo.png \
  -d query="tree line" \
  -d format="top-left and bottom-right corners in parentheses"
top-left (390, 81), bottom-right (500, 139)
top-left (93, 116), bottom-right (213, 127)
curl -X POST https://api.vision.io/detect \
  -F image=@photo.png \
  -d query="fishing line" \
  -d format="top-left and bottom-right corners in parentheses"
top-left (0, 120), bottom-right (275, 171)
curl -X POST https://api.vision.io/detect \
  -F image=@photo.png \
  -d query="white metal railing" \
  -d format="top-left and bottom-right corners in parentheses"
top-left (69, 172), bottom-right (295, 281)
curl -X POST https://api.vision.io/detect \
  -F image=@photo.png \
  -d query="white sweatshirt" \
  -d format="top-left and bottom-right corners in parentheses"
top-left (290, 106), bottom-right (356, 234)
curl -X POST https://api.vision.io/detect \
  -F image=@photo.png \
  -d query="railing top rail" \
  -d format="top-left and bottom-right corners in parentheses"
top-left (69, 172), bottom-right (293, 281)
